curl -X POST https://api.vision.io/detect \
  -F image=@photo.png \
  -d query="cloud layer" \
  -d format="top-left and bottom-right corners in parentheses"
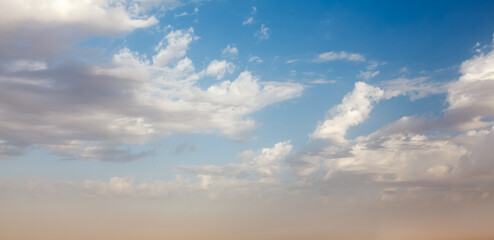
top-left (0, 27), bottom-right (303, 160)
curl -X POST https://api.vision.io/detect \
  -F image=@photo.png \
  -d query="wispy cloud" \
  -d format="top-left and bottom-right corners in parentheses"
top-left (357, 70), bottom-right (380, 80)
top-left (285, 59), bottom-right (300, 64)
top-left (255, 24), bottom-right (270, 41)
top-left (248, 56), bottom-right (263, 63)
top-left (175, 7), bottom-right (199, 18)
top-left (381, 77), bottom-right (446, 100)
top-left (315, 51), bottom-right (365, 62)
top-left (310, 79), bottom-right (336, 84)
top-left (242, 6), bottom-right (257, 25)
top-left (243, 17), bottom-right (254, 25)
top-left (222, 44), bottom-right (238, 57)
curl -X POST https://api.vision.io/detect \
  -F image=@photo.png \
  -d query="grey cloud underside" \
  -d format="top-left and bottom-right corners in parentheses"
top-left (11, 45), bottom-right (494, 203)
top-left (0, 58), bottom-right (303, 160)
top-left (0, 0), bottom-right (183, 61)
top-left (15, 127), bottom-right (494, 203)
top-left (285, 47), bottom-right (494, 202)
top-left (1, 0), bottom-right (494, 207)
top-left (0, 12), bottom-right (304, 160)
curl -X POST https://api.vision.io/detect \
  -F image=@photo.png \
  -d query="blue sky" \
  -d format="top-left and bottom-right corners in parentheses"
top-left (1, 1), bottom-right (494, 239)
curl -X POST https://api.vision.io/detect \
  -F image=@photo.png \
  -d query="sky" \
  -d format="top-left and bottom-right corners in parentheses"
top-left (1, 0), bottom-right (494, 239)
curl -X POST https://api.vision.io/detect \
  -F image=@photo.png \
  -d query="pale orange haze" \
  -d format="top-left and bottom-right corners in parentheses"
top-left (1, 190), bottom-right (494, 240)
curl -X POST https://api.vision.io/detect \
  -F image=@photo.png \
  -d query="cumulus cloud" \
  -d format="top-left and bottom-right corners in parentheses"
top-left (323, 133), bottom-right (468, 182)
top-left (443, 48), bottom-right (494, 130)
top-left (1, 0), bottom-right (493, 209)
top-left (222, 44), bottom-right (238, 57)
top-left (153, 27), bottom-right (198, 66)
top-left (0, 0), bottom-right (180, 72)
top-left (311, 82), bottom-right (385, 144)
top-left (291, 47), bottom-right (494, 203)
top-left (293, 124), bottom-right (494, 204)
top-left (315, 51), bottom-right (365, 62)
top-left (0, 28), bottom-right (304, 160)
top-left (6, 45), bottom-right (494, 200)
top-left (0, 0), bottom-right (162, 33)
top-left (176, 141), bottom-right (293, 185)
top-left (204, 60), bottom-right (235, 79)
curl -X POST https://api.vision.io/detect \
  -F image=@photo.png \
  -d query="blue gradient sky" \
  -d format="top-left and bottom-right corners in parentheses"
top-left (1, 1), bottom-right (494, 239)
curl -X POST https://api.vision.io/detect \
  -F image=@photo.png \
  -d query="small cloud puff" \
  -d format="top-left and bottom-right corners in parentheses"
top-left (315, 51), bottom-right (365, 62)
top-left (222, 44), bottom-right (238, 57)
top-left (255, 24), bottom-right (270, 41)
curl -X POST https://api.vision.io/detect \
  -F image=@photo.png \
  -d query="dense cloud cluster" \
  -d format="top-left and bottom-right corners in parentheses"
top-left (290, 47), bottom-right (494, 203)
top-left (0, 2), bottom-right (303, 160)
top-left (0, 0), bottom-right (493, 208)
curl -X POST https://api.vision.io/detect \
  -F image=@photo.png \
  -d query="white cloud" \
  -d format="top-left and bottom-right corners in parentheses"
top-left (0, 0), bottom-right (163, 33)
top-left (310, 79), bottom-right (336, 84)
top-left (248, 56), bottom-right (263, 63)
top-left (293, 123), bottom-right (494, 203)
top-left (177, 141), bottom-right (293, 185)
top-left (357, 70), bottom-right (380, 80)
top-left (291, 47), bottom-right (494, 203)
top-left (174, 7), bottom-right (198, 18)
top-left (0, 28), bottom-right (304, 159)
top-left (322, 132), bottom-right (468, 182)
top-left (357, 60), bottom-right (380, 80)
top-left (2, 141), bottom-right (292, 199)
top-left (315, 51), bottom-right (365, 62)
top-left (205, 60), bottom-right (235, 79)
top-left (242, 6), bottom-right (257, 25)
top-left (381, 77), bottom-right (447, 101)
top-left (367, 60), bottom-right (379, 70)
top-left (153, 27), bottom-right (198, 67)
top-left (0, 0), bottom-right (177, 64)
top-left (222, 44), bottom-right (238, 57)
top-left (286, 59), bottom-right (300, 64)
top-left (311, 82), bottom-right (385, 144)
top-left (174, 11), bottom-right (188, 17)
top-left (443, 48), bottom-right (494, 130)
top-left (243, 17), bottom-right (254, 25)
top-left (255, 24), bottom-right (270, 41)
